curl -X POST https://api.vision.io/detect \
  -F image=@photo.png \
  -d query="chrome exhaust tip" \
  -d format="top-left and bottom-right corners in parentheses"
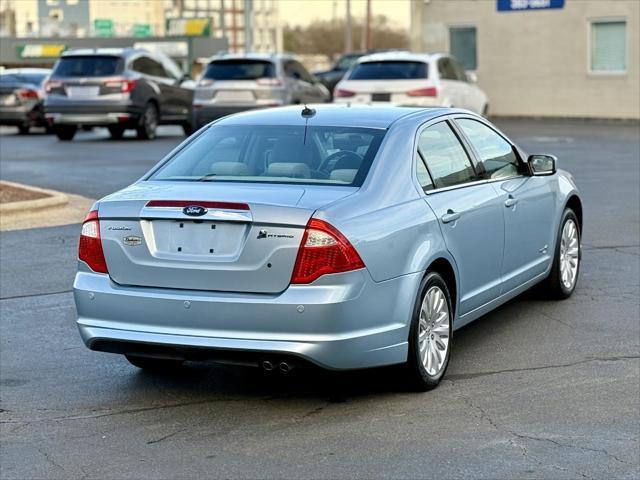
top-left (279, 361), bottom-right (293, 373)
top-left (262, 360), bottom-right (274, 372)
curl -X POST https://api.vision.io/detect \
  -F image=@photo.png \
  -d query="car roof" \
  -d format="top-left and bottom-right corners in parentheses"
top-left (1, 68), bottom-right (51, 75)
top-left (214, 104), bottom-right (458, 129)
top-left (209, 52), bottom-right (294, 63)
top-left (61, 47), bottom-right (144, 58)
top-left (355, 51), bottom-right (445, 64)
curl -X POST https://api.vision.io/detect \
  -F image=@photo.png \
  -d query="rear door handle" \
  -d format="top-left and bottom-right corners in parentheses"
top-left (441, 210), bottom-right (461, 224)
top-left (504, 196), bottom-right (519, 208)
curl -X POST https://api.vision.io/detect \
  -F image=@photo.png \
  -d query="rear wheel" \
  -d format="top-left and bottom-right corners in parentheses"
top-left (136, 102), bottom-right (158, 140)
top-left (108, 125), bottom-right (125, 140)
top-left (125, 355), bottom-right (184, 371)
top-left (405, 272), bottom-right (453, 391)
top-left (181, 120), bottom-right (195, 137)
top-left (54, 125), bottom-right (77, 141)
top-left (540, 208), bottom-right (581, 299)
top-left (17, 124), bottom-right (30, 135)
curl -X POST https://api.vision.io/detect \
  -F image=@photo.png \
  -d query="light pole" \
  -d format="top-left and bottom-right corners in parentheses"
top-left (345, 0), bottom-right (352, 52)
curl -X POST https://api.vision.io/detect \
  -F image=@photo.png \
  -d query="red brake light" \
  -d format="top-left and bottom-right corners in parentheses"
top-left (17, 89), bottom-right (39, 99)
top-left (407, 87), bottom-right (438, 97)
top-left (78, 210), bottom-right (108, 274)
top-left (291, 219), bottom-right (365, 284)
top-left (44, 80), bottom-right (62, 93)
top-left (334, 88), bottom-right (356, 98)
top-left (105, 78), bottom-right (136, 93)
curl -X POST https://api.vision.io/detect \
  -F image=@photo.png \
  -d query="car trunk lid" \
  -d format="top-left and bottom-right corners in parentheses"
top-left (96, 181), bottom-right (356, 293)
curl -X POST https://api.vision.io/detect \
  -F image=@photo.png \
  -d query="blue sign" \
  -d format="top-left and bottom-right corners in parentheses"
top-left (497, 0), bottom-right (564, 11)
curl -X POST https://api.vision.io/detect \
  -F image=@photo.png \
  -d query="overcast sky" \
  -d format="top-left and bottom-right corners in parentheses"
top-left (278, 0), bottom-right (410, 28)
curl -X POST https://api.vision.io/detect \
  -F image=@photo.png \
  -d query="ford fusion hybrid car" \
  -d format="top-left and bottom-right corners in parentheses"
top-left (74, 105), bottom-right (582, 390)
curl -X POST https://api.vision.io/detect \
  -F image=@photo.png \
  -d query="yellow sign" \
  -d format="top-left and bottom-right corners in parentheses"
top-left (166, 18), bottom-right (211, 37)
top-left (17, 44), bottom-right (67, 59)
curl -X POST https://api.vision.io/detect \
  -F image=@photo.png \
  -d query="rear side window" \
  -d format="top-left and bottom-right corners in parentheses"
top-left (349, 61), bottom-right (428, 80)
top-left (203, 60), bottom-right (275, 80)
top-left (148, 125), bottom-right (386, 187)
top-left (53, 56), bottom-right (122, 77)
top-left (456, 119), bottom-right (519, 179)
top-left (418, 122), bottom-right (476, 189)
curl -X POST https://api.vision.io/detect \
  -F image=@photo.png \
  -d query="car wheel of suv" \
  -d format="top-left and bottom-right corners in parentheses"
top-left (108, 126), bottom-right (125, 140)
top-left (125, 355), bottom-right (184, 371)
top-left (137, 102), bottom-right (158, 140)
top-left (405, 272), bottom-right (453, 391)
top-left (54, 125), bottom-right (77, 141)
top-left (17, 123), bottom-right (30, 135)
top-left (540, 208), bottom-right (581, 299)
top-left (181, 120), bottom-right (195, 137)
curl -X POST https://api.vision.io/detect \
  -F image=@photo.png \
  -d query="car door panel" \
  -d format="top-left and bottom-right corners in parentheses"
top-left (418, 120), bottom-right (504, 316)
top-left (491, 176), bottom-right (556, 293)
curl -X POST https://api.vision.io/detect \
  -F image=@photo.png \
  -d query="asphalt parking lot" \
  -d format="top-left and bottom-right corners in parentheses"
top-left (0, 120), bottom-right (638, 479)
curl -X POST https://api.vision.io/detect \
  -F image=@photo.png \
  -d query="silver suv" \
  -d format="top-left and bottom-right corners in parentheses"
top-left (193, 53), bottom-right (329, 128)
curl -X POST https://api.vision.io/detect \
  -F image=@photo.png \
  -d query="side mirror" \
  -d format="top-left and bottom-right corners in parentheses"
top-left (466, 71), bottom-right (477, 83)
top-left (528, 154), bottom-right (557, 176)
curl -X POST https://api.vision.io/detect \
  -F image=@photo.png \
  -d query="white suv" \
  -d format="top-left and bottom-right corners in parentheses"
top-left (333, 52), bottom-right (488, 116)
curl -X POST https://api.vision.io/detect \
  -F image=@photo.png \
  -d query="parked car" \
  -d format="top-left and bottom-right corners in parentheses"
top-left (192, 53), bottom-right (330, 128)
top-left (0, 68), bottom-right (51, 134)
top-left (74, 105), bottom-right (582, 390)
top-left (44, 48), bottom-right (195, 141)
top-left (333, 52), bottom-right (489, 116)
top-left (313, 52), bottom-right (366, 96)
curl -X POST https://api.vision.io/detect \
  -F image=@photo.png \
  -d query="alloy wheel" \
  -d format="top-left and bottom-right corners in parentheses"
top-left (559, 218), bottom-right (579, 290)
top-left (418, 286), bottom-right (451, 376)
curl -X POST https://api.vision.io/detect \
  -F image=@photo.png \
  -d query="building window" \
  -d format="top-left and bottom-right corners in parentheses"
top-left (46, 0), bottom-right (59, 5)
top-left (66, 0), bottom-right (79, 5)
top-left (449, 26), bottom-right (477, 71)
top-left (590, 20), bottom-right (626, 73)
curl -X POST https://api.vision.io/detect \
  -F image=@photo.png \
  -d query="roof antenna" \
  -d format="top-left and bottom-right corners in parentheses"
top-left (301, 104), bottom-right (316, 118)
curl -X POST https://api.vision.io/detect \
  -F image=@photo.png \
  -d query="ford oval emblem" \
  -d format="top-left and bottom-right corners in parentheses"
top-left (183, 205), bottom-right (208, 217)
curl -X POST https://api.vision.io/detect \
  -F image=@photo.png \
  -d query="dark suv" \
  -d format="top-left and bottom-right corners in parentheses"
top-left (44, 48), bottom-right (194, 141)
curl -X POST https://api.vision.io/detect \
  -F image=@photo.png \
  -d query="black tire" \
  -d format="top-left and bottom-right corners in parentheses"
top-left (17, 124), bottom-right (30, 135)
top-left (125, 355), bottom-right (184, 371)
top-left (136, 102), bottom-right (158, 140)
top-left (181, 120), bottom-right (195, 137)
top-left (539, 208), bottom-right (581, 299)
top-left (54, 125), bottom-right (77, 141)
top-left (405, 272), bottom-right (454, 391)
top-left (482, 104), bottom-right (490, 118)
top-left (108, 126), bottom-right (125, 140)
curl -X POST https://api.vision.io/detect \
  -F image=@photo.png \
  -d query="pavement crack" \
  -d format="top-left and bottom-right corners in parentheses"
top-left (36, 445), bottom-right (65, 473)
top-left (146, 428), bottom-right (186, 445)
top-left (0, 289), bottom-right (73, 301)
top-left (447, 354), bottom-right (639, 381)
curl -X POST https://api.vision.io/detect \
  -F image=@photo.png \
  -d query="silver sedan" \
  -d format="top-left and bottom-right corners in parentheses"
top-left (74, 105), bottom-right (582, 390)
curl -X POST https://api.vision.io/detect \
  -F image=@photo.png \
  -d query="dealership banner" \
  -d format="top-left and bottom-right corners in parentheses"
top-left (497, 0), bottom-right (564, 11)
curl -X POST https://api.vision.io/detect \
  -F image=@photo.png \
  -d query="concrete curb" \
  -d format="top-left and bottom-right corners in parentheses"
top-left (0, 180), bottom-right (69, 214)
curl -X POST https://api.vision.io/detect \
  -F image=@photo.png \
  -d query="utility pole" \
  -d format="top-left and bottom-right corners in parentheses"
top-left (345, 0), bottom-right (352, 53)
top-left (244, 0), bottom-right (253, 53)
top-left (365, 0), bottom-right (371, 51)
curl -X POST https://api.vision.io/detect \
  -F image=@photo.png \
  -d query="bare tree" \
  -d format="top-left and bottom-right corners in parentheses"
top-left (284, 15), bottom-right (408, 61)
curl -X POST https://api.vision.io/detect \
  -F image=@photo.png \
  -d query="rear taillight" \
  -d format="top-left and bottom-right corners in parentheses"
top-left (44, 80), bottom-right (62, 93)
top-left (407, 87), bottom-right (438, 97)
top-left (256, 77), bottom-right (282, 86)
top-left (17, 89), bottom-right (39, 100)
top-left (291, 219), bottom-right (365, 284)
top-left (334, 88), bottom-right (356, 98)
top-left (78, 210), bottom-right (108, 274)
top-left (104, 78), bottom-right (136, 93)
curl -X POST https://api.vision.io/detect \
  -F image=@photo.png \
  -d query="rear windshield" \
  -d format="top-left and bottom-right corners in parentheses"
top-left (349, 61), bottom-right (428, 80)
top-left (0, 73), bottom-right (48, 85)
top-left (148, 125), bottom-right (386, 187)
top-left (203, 60), bottom-right (276, 80)
top-left (53, 56), bottom-right (123, 77)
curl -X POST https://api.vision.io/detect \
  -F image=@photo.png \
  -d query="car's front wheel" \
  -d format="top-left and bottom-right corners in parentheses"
top-left (405, 272), bottom-right (453, 391)
top-left (125, 355), bottom-right (184, 371)
top-left (108, 125), bottom-right (125, 140)
top-left (53, 125), bottom-right (77, 141)
top-left (541, 208), bottom-right (581, 299)
top-left (17, 123), bottom-right (30, 135)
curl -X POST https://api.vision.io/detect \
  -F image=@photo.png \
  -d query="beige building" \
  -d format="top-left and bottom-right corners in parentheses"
top-left (89, 0), bottom-right (166, 37)
top-left (410, 0), bottom-right (639, 119)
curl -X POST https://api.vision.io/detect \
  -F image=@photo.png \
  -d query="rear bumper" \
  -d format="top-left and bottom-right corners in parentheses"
top-left (0, 105), bottom-right (45, 125)
top-left (74, 269), bottom-right (420, 370)
top-left (44, 104), bottom-right (142, 126)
